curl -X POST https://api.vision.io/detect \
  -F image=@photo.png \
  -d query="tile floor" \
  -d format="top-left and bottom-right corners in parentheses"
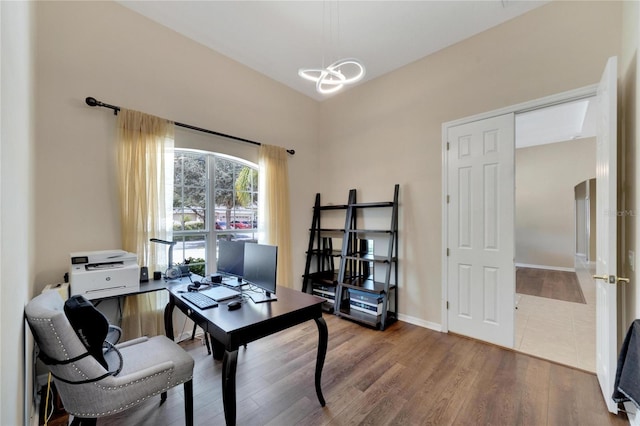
top-left (514, 258), bottom-right (596, 372)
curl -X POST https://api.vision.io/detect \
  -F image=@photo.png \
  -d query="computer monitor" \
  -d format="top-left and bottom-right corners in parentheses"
top-left (243, 243), bottom-right (278, 303)
top-left (217, 240), bottom-right (245, 282)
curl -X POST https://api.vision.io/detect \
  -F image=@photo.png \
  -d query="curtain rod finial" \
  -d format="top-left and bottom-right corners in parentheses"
top-left (85, 97), bottom-right (98, 107)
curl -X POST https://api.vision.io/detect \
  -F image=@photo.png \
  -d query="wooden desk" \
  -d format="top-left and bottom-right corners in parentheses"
top-left (163, 283), bottom-right (328, 425)
top-left (88, 277), bottom-right (170, 301)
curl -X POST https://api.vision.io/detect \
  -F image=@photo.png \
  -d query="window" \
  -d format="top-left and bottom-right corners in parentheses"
top-left (172, 150), bottom-right (258, 276)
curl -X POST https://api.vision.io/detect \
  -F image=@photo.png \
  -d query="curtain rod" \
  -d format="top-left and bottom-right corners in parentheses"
top-left (85, 96), bottom-right (295, 155)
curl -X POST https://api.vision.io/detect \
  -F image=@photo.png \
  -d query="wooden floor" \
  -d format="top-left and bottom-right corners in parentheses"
top-left (97, 314), bottom-right (626, 426)
top-left (516, 267), bottom-right (586, 304)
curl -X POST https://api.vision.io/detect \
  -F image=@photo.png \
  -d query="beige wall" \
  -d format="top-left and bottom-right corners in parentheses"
top-left (1, 1), bottom-right (36, 425)
top-left (574, 179), bottom-right (597, 263)
top-left (515, 138), bottom-right (596, 270)
top-left (34, 1), bottom-right (320, 291)
top-left (319, 1), bottom-right (622, 325)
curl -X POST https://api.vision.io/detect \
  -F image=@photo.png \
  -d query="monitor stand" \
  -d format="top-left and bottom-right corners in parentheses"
top-left (250, 291), bottom-right (278, 303)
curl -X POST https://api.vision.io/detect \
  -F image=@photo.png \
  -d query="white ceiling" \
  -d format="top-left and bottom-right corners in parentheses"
top-left (117, 0), bottom-right (592, 148)
top-left (118, 0), bottom-right (548, 101)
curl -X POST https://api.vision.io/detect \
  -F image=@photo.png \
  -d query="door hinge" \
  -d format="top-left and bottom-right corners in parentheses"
top-left (447, 142), bottom-right (450, 151)
top-left (446, 301), bottom-right (449, 310)
top-left (446, 248), bottom-right (450, 256)
top-left (446, 195), bottom-right (450, 203)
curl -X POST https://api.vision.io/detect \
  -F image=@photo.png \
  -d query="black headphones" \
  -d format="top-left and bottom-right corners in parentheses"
top-left (187, 281), bottom-right (202, 292)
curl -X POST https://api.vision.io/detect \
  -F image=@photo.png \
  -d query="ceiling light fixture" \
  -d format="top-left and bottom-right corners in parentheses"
top-left (298, 58), bottom-right (365, 94)
top-left (298, 1), bottom-right (365, 95)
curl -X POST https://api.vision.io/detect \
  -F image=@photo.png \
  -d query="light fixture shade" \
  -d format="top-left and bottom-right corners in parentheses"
top-left (299, 58), bottom-right (365, 95)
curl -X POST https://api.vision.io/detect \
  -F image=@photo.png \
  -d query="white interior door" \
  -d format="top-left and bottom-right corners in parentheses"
top-left (595, 56), bottom-right (619, 414)
top-left (446, 113), bottom-right (515, 348)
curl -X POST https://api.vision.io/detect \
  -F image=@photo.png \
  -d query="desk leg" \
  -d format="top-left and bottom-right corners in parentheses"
top-left (210, 336), bottom-right (225, 360)
top-left (161, 297), bottom-right (176, 403)
top-left (222, 349), bottom-right (238, 426)
top-left (164, 297), bottom-right (175, 341)
top-left (314, 317), bottom-right (328, 407)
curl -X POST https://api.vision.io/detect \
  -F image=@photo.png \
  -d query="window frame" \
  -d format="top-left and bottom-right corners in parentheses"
top-left (172, 149), bottom-right (259, 276)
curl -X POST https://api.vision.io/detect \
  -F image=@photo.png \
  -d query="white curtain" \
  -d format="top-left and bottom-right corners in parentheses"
top-left (116, 109), bottom-right (174, 339)
top-left (258, 144), bottom-right (292, 288)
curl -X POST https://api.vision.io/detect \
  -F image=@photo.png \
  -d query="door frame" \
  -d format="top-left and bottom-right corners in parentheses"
top-left (441, 83), bottom-right (598, 334)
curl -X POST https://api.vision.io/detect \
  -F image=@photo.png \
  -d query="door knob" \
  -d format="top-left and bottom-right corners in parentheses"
top-left (592, 274), bottom-right (630, 284)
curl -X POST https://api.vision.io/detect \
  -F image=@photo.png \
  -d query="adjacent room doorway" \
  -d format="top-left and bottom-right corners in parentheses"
top-left (442, 56), bottom-right (619, 414)
top-left (512, 106), bottom-right (597, 372)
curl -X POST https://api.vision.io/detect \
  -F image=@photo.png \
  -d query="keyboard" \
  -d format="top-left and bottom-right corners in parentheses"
top-left (181, 292), bottom-right (218, 309)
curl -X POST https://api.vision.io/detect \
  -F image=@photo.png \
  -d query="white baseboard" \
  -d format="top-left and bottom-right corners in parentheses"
top-left (397, 314), bottom-right (442, 332)
top-left (515, 263), bottom-right (575, 273)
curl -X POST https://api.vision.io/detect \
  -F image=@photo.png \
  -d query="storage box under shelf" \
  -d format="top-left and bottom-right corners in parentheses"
top-left (348, 288), bottom-right (384, 314)
top-left (337, 299), bottom-right (397, 329)
top-left (310, 283), bottom-right (338, 312)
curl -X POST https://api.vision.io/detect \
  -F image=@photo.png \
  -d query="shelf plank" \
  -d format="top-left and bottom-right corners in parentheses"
top-left (341, 279), bottom-right (397, 293)
top-left (338, 306), bottom-right (381, 327)
top-left (343, 253), bottom-right (397, 263)
top-left (349, 201), bottom-right (394, 208)
top-left (346, 229), bottom-right (393, 234)
top-left (303, 270), bottom-right (339, 286)
top-left (337, 306), bottom-right (398, 329)
top-left (312, 228), bottom-right (345, 233)
top-left (306, 249), bottom-right (342, 257)
top-left (318, 204), bottom-right (348, 210)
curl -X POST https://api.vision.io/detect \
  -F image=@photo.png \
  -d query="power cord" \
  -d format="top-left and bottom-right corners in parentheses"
top-left (43, 373), bottom-right (53, 425)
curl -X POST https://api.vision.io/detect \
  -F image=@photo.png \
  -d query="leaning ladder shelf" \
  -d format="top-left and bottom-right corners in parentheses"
top-left (301, 193), bottom-right (349, 312)
top-left (336, 184), bottom-right (399, 330)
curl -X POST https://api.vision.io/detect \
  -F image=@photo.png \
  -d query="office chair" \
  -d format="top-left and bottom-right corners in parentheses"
top-left (25, 291), bottom-right (194, 426)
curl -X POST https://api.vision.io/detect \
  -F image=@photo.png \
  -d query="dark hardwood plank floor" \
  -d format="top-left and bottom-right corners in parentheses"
top-left (97, 313), bottom-right (625, 426)
top-left (516, 267), bottom-right (586, 304)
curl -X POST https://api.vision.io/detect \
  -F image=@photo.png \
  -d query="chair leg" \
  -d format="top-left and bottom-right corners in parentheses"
top-left (190, 323), bottom-right (197, 340)
top-left (184, 379), bottom-right (194, 426)
top-left (204, 331), bottom-right (212, 355)
top-left (192, 325), bottom-right (212, 355)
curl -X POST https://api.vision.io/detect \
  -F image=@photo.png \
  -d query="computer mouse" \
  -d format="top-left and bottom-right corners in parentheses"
top-left (227, 300), bottom-right (242, 310)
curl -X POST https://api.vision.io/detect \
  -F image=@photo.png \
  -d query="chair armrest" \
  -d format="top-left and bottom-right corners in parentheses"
top-left (115, 336), bottom-right (149, 349)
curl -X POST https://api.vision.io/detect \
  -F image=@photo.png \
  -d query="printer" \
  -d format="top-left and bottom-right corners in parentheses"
top-left (69, 250), bottom-right (140, 300)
